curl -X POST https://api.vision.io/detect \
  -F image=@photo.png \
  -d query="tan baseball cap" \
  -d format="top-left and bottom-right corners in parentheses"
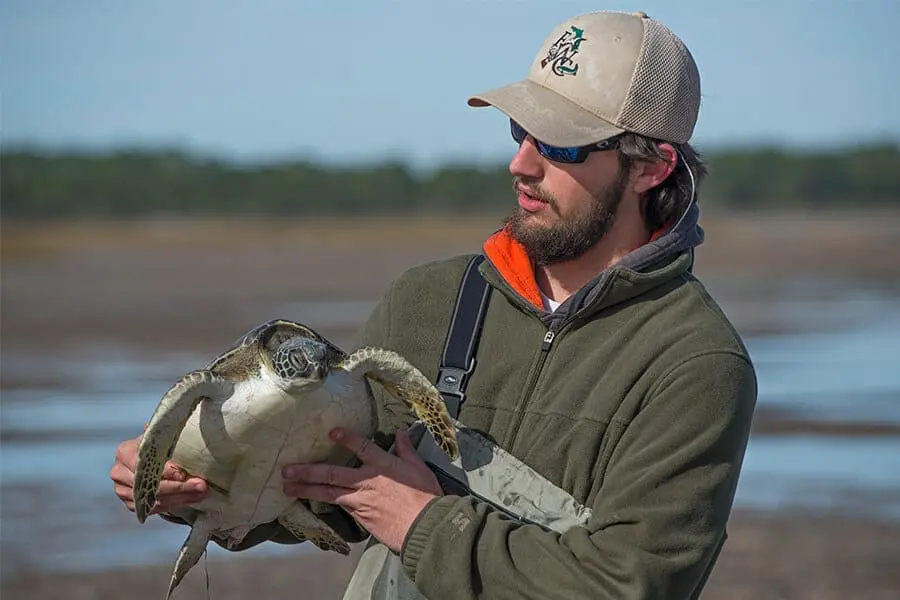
top-left (468, 11), bottom-right (701, 146)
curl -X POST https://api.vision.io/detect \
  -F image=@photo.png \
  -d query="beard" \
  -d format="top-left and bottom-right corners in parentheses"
top-left (504, 169), bottom-right (629, 267)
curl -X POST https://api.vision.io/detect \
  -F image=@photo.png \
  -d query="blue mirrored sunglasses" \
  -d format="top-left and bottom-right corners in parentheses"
top-left (510, 119), bottom-right (621, 164)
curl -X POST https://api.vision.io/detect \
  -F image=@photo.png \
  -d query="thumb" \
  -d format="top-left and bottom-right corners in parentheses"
top-left (394, 427), bottom-right (417, 460)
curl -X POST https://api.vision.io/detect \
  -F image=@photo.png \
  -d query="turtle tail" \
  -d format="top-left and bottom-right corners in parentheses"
top-left (342, 347), bottom-right (459, 460)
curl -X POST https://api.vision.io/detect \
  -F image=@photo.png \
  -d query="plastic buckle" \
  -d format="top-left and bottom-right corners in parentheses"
top-left (436, 359), bottom-right (476, 417)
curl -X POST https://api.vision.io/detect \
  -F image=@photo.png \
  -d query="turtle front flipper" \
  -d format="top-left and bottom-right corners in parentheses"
top-left (342, 347), bottom-right (459, 461)
top-left (134, 370), bottom-right (234, 523)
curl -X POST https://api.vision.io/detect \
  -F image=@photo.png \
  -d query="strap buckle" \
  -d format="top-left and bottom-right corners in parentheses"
top-left (437, 359), bottom-right (475, 397)
top-left (436, 359), bottom-right (476, 418)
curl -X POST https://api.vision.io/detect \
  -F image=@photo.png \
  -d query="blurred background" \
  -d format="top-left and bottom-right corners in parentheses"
top-left (2, 1), bottom-right (898, 598)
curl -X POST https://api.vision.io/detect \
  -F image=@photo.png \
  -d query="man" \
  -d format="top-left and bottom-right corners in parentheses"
top-left (111, 10), bottom-right (756, 599)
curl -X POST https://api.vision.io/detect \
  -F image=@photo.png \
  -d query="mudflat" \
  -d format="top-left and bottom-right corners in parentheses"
top-left (4, 210), bottom-right (899, 364)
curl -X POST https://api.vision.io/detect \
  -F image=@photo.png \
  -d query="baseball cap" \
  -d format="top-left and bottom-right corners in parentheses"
top-left (468, 11), bottom-right (700, 146)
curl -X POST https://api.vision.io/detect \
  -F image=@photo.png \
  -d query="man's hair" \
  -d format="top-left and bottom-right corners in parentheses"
top-left (616, 134), bottom-right (708, 232)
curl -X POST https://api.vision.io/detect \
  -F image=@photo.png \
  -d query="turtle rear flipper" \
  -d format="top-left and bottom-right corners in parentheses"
top-left (342, 347), bottom-right (459, 461)
top-left (134, 370), bottom-right (234, 523)
top-left (278, 501), bottom-right (350, 555)
top-left (165, 512), bottom-right (216, 600)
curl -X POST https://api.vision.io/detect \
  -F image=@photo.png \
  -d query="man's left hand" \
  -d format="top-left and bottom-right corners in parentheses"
top-left (282, 427), bottom-right (444, 553)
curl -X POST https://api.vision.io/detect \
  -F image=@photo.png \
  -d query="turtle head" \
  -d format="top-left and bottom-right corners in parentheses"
top-left (268, 336), bottom-right (331, 390)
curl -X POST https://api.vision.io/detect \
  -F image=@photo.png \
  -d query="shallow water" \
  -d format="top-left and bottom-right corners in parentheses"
top-left (2, 296), bottom-right (899, 579)
top-left (738, 435), bottom-right (900, 520)
top-left (748, 312), bottom-right (900, 423)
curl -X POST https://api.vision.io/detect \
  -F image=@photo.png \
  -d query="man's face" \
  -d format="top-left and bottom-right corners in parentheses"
top-left (504, 132), bottom-right (629, 267)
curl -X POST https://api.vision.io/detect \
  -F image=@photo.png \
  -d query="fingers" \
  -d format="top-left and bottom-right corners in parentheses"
top-left (162, 463), bottom-right (188, 481)
top-left (109, 460), bottom-right (134, 488)
top-left (281, 427), bottom-right (414, 488)
top-left (114, 482), bottom-right (135, 510)
top-left (280, 426), bottom-right (395, 486)
top-left (282, 481), bottom-right (350, 504)
top-left (160, 477), bottom-right (208, 496)
top-left (110, 439), bottom-right (140, 509)
top-left (282, 462), bottom-right (370, 489)
top-left (330, 428), bottom-right (395, 469)
top-left (110, 460), bottom-right (188, 495)
top-left (150, 485), bottom-right (209, 514)
top-left (390, 428), bottom-right (438, 485)
top-left (114, 475), bottom-right (208, 511)
top-left (113, 436), bottom-right (141, 472)
top-left (110, 434), bottom-right (207, 514)
top-left (394, 428), bottom-right (416, 459)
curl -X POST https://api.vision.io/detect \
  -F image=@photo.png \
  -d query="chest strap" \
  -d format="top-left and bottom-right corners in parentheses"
top-left (436, 255), bottom-right (491, 419)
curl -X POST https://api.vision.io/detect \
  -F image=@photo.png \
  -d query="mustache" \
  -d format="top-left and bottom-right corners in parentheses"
top-left (512, 177), bottom-right (557, 207)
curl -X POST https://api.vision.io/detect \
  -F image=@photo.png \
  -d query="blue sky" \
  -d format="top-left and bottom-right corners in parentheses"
top-left (3, 0), bottom-right (899, 168)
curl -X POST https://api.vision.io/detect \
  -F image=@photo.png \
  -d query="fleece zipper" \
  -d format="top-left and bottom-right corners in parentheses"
top-left (490, 266), bottom-right (622, 451)
top-left (477, 256), bottom-right (564, 450)
top-left (479, 250), bottom-right (631, 450)
top-left (503, 326), bottom-right (558, 449)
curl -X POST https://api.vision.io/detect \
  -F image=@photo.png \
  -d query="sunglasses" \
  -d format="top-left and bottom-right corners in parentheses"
top-left (510, 119), bottom-right (621, 164)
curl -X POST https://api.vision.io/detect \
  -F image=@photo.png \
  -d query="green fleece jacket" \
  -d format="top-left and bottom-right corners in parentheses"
top-left (352, 207), bottom-right (757, 600)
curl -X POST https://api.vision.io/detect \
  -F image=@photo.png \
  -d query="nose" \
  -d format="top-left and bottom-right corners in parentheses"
top-left (509, 135), bottom-right (545, 180)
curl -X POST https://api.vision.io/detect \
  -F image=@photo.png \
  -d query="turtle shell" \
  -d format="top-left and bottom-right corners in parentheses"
top-left (205, 318), bottom-right (348, 380)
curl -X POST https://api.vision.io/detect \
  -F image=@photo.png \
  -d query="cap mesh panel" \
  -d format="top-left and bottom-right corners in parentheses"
top-left (617, 20), bottom-right (700, 143)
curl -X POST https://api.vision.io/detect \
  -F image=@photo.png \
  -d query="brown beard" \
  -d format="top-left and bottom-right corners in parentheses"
top-left (503, 168), bottom-right (629, 266)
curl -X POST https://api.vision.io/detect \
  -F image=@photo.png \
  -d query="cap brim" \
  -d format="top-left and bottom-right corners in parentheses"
top-left (468, 80), bottom-right (624, 147)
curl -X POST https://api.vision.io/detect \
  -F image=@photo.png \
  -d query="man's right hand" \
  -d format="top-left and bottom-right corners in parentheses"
top-left (110, 435), bottom-right (209, 514)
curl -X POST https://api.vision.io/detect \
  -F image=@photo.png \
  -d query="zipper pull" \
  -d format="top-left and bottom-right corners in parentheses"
top-left (541, 330), bottom-right (556, 351)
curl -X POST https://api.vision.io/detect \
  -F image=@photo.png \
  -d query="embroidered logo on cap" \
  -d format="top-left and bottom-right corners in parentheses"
top-left (540, 26), bottom-right (586, 76)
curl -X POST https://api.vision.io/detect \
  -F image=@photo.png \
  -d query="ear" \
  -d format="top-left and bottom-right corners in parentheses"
top-left (630, 143), bottom-right (677, 194)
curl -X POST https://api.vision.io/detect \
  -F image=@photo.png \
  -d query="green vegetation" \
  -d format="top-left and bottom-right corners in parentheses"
top-left (2, 143), bottom-right (898, 218)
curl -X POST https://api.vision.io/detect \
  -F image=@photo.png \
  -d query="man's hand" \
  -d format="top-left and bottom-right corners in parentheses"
top-left (110, 435), bottom-right (208, 514)
top-left (281, 427), bottom-right (444, 553)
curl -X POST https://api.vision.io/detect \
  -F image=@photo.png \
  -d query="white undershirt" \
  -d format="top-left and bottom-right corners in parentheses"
top-left (540, 289), bottom-right (562, 313)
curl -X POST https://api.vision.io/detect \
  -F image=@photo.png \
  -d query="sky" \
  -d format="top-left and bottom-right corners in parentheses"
top-left (3, 0), bottom-right (899, 169)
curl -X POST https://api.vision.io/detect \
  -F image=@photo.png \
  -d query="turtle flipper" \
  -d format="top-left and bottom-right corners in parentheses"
top-left (165, 512), bottom-right (215, 600)
top-left (134, 370), bottom-right (234, 523)
top-left (342, 347), bottom-right (459, 460)
top-left (278, 501), bottom-right (350, 555)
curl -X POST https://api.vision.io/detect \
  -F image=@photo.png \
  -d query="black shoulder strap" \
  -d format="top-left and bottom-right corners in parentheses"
top-left (436, 254), bottom-right (491, 419)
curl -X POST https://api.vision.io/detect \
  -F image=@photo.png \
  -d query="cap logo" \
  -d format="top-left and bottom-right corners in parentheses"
top-left (540, 26), bottom-right (587, 77)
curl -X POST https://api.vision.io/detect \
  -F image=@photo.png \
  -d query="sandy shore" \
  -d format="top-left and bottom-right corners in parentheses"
top-left (3, 511), bottom-right (898, 600)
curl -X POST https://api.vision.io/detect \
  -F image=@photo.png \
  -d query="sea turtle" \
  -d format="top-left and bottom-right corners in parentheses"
top-left (132, 318), bottom-right (459, 599)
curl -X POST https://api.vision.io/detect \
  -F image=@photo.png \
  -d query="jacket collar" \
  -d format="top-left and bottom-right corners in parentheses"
top-left (481, 203), bottom-right (705, 318)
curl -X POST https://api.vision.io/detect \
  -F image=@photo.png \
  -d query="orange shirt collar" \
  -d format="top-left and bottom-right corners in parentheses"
top-left (482, 221), bottom-right (672, 310)
top-left (483, 229), bottom-right (544, 309)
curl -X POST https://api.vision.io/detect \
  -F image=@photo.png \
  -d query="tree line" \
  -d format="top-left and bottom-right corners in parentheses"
top-left (2, 142), bottom-right (898, 218)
